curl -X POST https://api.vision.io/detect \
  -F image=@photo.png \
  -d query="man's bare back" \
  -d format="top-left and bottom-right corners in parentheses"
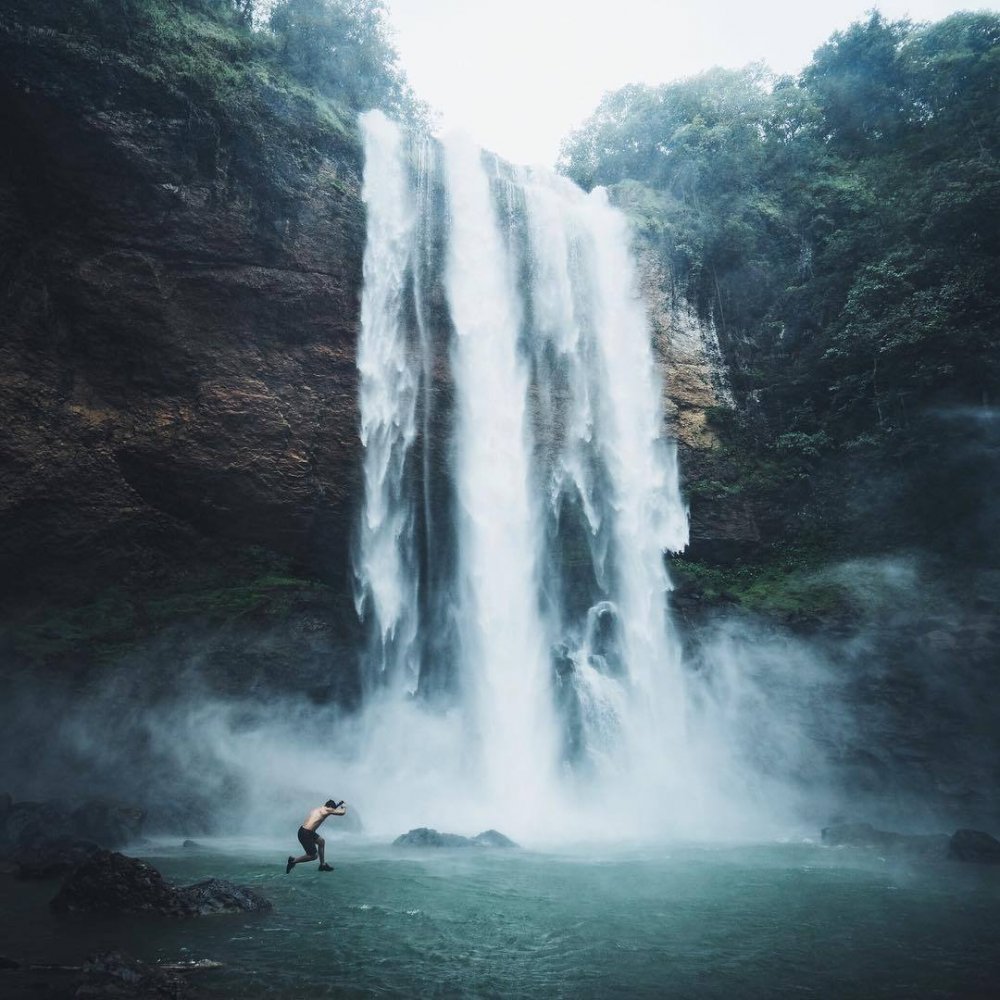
top-left (302, 803), bottom-right (346, 831)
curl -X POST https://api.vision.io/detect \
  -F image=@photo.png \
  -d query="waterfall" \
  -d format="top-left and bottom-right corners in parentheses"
top-left (354, 117), bottom-right (691, 837)
top-left (442, 135), bottom-right (560, 811)
top-left (354, 111), bottom-right (420, 691)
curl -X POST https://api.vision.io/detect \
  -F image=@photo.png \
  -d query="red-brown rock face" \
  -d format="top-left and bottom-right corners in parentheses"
top-left (0, 17), bottom-right (367, 608)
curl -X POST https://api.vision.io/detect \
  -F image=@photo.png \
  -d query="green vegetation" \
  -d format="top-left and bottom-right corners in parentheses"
top-left (2, 0), bottom-right (424, 129)
top-left (5, 550), bottom-right (338, 670)
top-left (563, 11), bottom-right (999, 567)
top-left (672, 548), bottom-right (857, 619)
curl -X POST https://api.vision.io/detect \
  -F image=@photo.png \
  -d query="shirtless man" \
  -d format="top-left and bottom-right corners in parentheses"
top-left (286, 799), bottom-right (346, 873)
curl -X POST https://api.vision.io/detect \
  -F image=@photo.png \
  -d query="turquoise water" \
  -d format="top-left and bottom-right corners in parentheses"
top-left (4, 839), bottom-right (999, 997)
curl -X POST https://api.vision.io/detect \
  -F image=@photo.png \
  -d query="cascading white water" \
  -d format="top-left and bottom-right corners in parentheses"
top-left (351, 117), bottom-right (702, 839)
top-left (576, 186), bottom-right (688, 726)
top-left (355, 111), bottom-right (420, 690)
top-left (518, 170), bottom-right (689, 813)
top-left (441, 135), bottom-right (560, 815)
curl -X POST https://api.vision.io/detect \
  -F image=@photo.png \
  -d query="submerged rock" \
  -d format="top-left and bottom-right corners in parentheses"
top-left (471, 829), bottom-right (518, 848)
top-left (821, 822), bottom-right (949, 859)
top-left (948, 829), bottom-right (1000, 864)
top-left (75, 951), bottom-right (192, 999)
top-left (176, 878), bottom-right (272, 915)
top-left (393, 827), bottom-right (518, 848)
top-left (50, 851), bottom-right (271, 916)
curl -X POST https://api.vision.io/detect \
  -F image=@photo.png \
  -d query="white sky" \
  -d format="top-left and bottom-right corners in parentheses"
top-left (385, 1), bottom-right (1000, 166)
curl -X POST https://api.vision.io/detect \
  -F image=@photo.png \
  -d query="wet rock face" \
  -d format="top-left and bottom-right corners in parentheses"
top-left (0, 16), bottom-right (366, 607)
top-left (51, 851), bottom-right (186, 916)
top-left (50, 850), bottom-right (272, 916)
top-left (633, 247), bottom-right (760, 563)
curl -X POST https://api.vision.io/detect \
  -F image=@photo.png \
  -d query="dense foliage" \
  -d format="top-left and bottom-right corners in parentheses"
top-left (562, 12), bottom-right (999, 562)
top-left (2, 0), bottom-right (422, 124)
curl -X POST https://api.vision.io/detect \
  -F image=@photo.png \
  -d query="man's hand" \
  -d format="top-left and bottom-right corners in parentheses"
top-left (333, 805), bottom-right (347, 816)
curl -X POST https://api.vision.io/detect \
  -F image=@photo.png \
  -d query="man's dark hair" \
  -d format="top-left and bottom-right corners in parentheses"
top-left (325, 799), bottom-right (339, 809)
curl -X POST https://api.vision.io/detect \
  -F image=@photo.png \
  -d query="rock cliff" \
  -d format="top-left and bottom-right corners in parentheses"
top-left (0, 7), bottom-right (368, 687)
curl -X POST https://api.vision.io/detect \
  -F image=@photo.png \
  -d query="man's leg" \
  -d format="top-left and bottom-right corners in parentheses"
top-left (287, 831), bottom-right (320, 872)
top-left (317, 837), bottom-right (334, 871)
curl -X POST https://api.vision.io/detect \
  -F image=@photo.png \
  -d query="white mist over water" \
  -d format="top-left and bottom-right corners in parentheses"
top-left (344, 113), bottom-right (796, 842)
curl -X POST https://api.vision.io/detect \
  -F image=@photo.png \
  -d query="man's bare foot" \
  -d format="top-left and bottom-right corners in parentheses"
top-left (286, 857), bottom-right (295, 874)
top-left (318, 863), bottom-right (334, 872)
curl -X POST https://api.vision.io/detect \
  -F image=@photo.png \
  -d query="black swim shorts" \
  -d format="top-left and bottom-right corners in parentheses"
top-left (297, 826), bottom-right (319, 857)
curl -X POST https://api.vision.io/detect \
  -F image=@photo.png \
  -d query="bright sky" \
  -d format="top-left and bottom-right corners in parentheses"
top-left (385, 1), bottom-right (1000, 166)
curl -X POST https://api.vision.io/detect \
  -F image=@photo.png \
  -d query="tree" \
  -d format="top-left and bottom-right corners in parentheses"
top-left (268, 0), bottom-right (424, 121)
top-left (802, 12), bottom-right (911, 153)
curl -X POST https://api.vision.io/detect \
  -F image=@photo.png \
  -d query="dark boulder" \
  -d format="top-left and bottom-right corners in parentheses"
top-left (51, 851), bottom-right (188, 916)
top-left (948, 829), bottom-right (1000, 864)
top-left (176, 878), bottom-right (272, 915)
top-left (50, 850), bottom-right (272, 917)
top-left (12, 837), bottom-right (101, 879)
top-left (74, 951), bottom-right (191, 999)
top-left (393, 827), bottom-right (519, 848)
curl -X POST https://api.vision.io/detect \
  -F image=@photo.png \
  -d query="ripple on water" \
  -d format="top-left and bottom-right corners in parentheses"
top-left (4, 843), bottom-right (999, 998)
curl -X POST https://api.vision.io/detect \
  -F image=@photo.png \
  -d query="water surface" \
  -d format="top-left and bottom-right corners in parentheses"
top-left (4, 839), bottom-right (998, 998)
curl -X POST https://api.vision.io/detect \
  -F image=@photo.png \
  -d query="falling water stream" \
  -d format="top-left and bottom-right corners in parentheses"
top-left (352, 112), bottom-right (699, 838)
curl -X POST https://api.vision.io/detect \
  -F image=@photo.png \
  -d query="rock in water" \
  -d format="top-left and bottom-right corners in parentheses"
top-left (51, 851), bottom-right (186, 916)
top-left (472, 829), bottom-right (519, 848)
top-left (948, 829), bottom-right (1000, 863)
top-left (820, 822), bottom-right (949, 859)
top-left (176, 878), bottom-right (272, 915)
top-left (393, 827), bottom-right (519, 848)
top-left (50, 851), bottom-right (271, 916)
top-left (394, 828), bottom-right (474, 847)
top-left (75, 951), bottom-right (191, 999)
